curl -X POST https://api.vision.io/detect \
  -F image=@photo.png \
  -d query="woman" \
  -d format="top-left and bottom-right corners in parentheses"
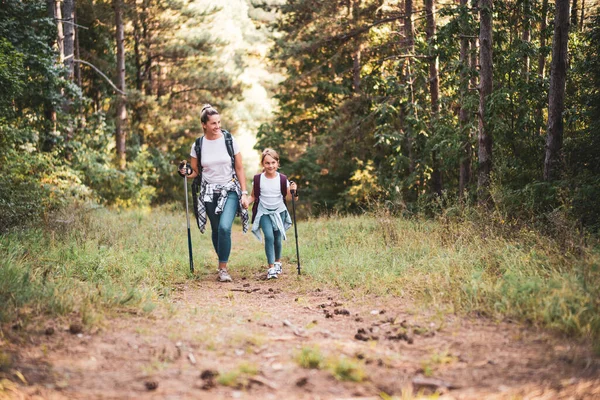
top-left (179, 104), bottom-right (249, 282)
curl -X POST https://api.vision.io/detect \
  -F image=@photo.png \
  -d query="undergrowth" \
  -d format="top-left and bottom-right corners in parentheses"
top-left (1, 202), bottom-right (598, 341)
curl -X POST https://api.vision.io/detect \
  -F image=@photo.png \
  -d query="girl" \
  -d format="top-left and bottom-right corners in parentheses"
top-left (248, 148), bottom-right (298, 279)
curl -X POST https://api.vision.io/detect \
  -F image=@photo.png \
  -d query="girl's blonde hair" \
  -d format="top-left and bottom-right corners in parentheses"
top-left (260, 148), bottom-right (280, 164)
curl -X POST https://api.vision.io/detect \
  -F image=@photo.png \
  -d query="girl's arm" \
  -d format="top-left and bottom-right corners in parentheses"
top-left (286, 181), bottom-right (298, 201)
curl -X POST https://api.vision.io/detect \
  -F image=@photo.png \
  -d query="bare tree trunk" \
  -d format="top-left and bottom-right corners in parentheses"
top-left (114, 0), bottom-right (127, 170)
top-left (62, 0), bottom-right (75, 80)
top-left (539, 0), bottom-right (549, 79)
top-left (477, 0), bottom-right (493, 204)
top-left (133, 12), bottom-right (144, 91)
top-left (580, 0), bottom-right (585, 30)
top-left (522, 0), bottom-right (531, 81)
top-left (571, 0), bottom-right (579, 30)
top-left (459, 0), bottom-right (472, 198)
top-left (351, 0), bottom-right (362, 94)
top-left (74, 6), bottom-right (81, 87)
top-left (425, 0), bottom-right (442, 195)
top-left (44, 0), bottom-right (63, 150)
top-left (404, 0), bottom-right (416, 180)
top-left (141, 0), bottom-right (153, 96)
top-left (544, 0), bottom-right (570, 181)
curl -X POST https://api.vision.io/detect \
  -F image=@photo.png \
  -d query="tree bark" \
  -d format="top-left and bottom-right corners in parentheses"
top-left (404, 0), bottom-right (416, 180)
top-left (352, 0), bottom-right (362, 94)
top-left (580, 0), bottom-right (585, 31)
top-left (425, 0), bottom-right (442, 195)
top-left (571, 0), bottom-right (579, 30)
top-left (459, 0), bottom-right (472, 198)
top-left (61, 0), bottom-right (74, 80)
top-left (522, 0), bottom-right (531, 81)
top-left (544, 0), bottom-right (570, 181)
top-left (539, 0), bottom-right (549, 79)
top-left (74, 6), bottom-right (81, 87)
top-left (114, 0), bottom-right (127, 170)
top-left (477, 0), bottom-right (493, 204)
top-left (44, 0), bottom-right (62, 149)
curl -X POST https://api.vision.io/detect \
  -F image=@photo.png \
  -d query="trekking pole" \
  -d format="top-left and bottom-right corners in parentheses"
top-left (183, 162), bottom-right (194, 273)
top-left (290, 187), bottom-right (301, 275)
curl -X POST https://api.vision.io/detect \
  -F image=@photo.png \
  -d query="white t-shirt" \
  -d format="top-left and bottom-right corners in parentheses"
top-left (259, 172), bottom-right (290, 209)
top-left (190, 135), bottom-right (240, 185)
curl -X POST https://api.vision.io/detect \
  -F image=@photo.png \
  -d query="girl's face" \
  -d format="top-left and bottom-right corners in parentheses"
top-left (202, 114), bottom-right (221, 136)
top-left (262, 154), bottom-right (279, 173)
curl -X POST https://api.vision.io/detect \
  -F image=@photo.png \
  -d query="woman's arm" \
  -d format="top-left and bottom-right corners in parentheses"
top-left (234, 153), bottom-right (249, 208)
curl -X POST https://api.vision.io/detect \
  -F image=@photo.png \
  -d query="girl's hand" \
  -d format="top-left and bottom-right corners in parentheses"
top-left (290, 181), bottom-right (298, 196)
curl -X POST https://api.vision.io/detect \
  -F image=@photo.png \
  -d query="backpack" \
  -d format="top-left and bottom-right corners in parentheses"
top-left (251, 172), bottom-right (288, 224)
top-left (191, 130), bottom-right (235, 228)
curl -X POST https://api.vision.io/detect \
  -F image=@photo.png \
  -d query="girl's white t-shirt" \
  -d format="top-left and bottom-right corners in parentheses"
top-left (259, 172), bottom-right (289, 209)
top-left (190, 135), bottom-right (240, 185)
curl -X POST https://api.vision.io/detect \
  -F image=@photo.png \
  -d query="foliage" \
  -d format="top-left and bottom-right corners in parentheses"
top-left (261, 0), bottom-right (600, 233)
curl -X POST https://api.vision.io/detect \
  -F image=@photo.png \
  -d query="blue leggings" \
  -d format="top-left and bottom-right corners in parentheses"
top-left (260, 212), bottom-right (285, 265)
top-left (204, 191), bottom-right (239, 263)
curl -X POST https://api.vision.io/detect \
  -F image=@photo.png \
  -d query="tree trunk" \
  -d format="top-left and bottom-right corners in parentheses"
top-left (352, 0), bottom-right (361, 94)
top-left (133, 12), bottom-right (144, 92)
top-left (425, 0), bottom-right (442, 195)
top-left (544, 0), bottom-right (570, 181)
top-left (114, 0), bottom-right (127, 170)
top-left (580, 0), bottom-right (585, 31)
top-left (62, 0), bottom-right (74, 80)
top-left (459, 0), bottom-right (472, 198)
top-left (522, 0), bottom-right (531, 81)
top-left (44, 0), bottom-right (62, 150)
top-left (477, 0), bottom-right (493, 204)
top-left (74, 6), bottom-right (81, 87)
top-left (539, 0), bottom-right (549, 79)
top-left (404, 0), bottom-right (416, 179)
top-left (571, 0), bottom-right (579, 30)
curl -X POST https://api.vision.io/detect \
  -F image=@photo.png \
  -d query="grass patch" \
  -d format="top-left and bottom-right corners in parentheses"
top-left (0, 204), bottom-right (210, 325)
top-left (295, 346), bottom-right (325, 369)
top-left (330, 356), bottom-right (366, 382)
top-left (217, 362), bottom-right (259, 387)
top-left (1, 203), bottom-right (598, 341)
top-left (295, 346), bottom-right (366, 382)
top-left (294, 211), bottom-right (600, 340)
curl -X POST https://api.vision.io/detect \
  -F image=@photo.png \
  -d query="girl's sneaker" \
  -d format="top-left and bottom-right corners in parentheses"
top-left (267, 267), bottom-right (278, 280)
top-left (274, 262), bottom-right (283, 275)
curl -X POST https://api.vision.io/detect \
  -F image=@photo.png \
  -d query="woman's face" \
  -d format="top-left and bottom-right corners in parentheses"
top-left (202, 114), bottom-right (221, 136)
top-left (262, 154), bottom-right (279, 174)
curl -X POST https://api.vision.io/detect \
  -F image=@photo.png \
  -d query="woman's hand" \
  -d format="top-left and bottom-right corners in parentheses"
top-left (178, 161), bottom-right (191, 177)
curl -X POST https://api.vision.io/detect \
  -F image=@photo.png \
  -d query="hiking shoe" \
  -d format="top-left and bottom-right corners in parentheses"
top-left (274, 261), bottom-right (283, 275)
top-left (217, 269), bottom-right (232, 282)
top-left (267, 267), bottom-right (278, 280)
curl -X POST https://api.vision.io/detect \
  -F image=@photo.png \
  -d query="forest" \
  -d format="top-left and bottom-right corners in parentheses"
top-left (1, 1), bottom-right (600, 397)
top-left (1, 0), bottom-right (600, 234)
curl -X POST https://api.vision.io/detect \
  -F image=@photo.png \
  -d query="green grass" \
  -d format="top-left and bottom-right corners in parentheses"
top-left (296, 211), bottom-right (600, 339)
top-left (0, 204), bottom-right (205, 324)
top-left (295, 346), bottom-right (325, 369)
top-left (1, 203), bottom-right (599, 341)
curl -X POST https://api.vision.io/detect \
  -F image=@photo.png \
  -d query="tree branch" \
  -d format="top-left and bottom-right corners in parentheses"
top-left (74, 59), bottom-right (126, 95)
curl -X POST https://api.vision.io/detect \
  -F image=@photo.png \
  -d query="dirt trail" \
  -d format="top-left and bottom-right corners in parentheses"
top-left (2, 229), bottom-right (600, 399)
